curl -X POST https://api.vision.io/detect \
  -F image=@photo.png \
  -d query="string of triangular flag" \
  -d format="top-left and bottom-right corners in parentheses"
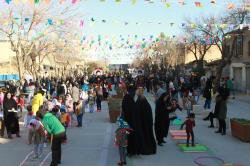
top-left (2, 0), bottom-right (248, 11)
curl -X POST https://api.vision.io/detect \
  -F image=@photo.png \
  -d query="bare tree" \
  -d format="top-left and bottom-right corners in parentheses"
top-left (192, 7), bottom-right (248, 88)
top-left (0, 2), bottom-right (82, 82)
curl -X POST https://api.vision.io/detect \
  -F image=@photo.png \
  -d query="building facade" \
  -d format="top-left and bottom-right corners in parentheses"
top-left (224, 27), bottom-right (250, 93)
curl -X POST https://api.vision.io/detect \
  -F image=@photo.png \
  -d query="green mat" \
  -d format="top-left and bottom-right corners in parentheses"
top-left (172, 119), bottom-right (183, 125)
top-left (179, 144), bottom-right (208, 153)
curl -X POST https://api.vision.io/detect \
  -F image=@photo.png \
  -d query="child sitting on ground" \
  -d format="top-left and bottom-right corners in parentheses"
top-left (181, 113), bottom-right (195, 147)
top-left (115, 117), bottom-right (132, 166)
top-left (28, 118), bottom-right (46, 160)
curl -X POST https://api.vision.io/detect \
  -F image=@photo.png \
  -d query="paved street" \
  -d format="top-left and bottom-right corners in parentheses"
top-left (0, 94), bottom-right (250, 166)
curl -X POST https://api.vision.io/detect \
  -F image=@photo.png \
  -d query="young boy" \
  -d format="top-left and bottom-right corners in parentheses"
top-left (115, 117), bottom-right (132, 166)
top-left (88, 89), bottom-right (95, 113)
top-left (181, 113), bottom-right (195, 147)
top-left (24, 105), bottom-right (35, 128)
top-left (28, 119), bottom-right (46, 160)
top-left (183, 92), bottom-right (193, 116)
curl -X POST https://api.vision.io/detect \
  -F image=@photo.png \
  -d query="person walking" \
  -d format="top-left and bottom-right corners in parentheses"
top-left (203, 78), bottom-right (212, 110)
top-left (3, 92), bottom-right (20, 139)
top-left (214, 87), bottom-right (228, 135)
top-left (37, 110), bottom-right (66, 166)
top-left (135, 87), bottom-right (156, 155)
top-left (154, 93), bottom-right (169, 146)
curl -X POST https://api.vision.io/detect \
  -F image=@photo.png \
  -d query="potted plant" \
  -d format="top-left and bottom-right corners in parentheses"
top-left (230, 118), bottom-right (250, 142)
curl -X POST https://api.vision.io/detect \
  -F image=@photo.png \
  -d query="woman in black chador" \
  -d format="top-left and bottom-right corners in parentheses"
top-left (121, 84), bottom-right (142, 155)
top-left (135, 87), bottom-right (156, 155)
top-left (155, 92), bottom-right (170, 146)
top-left (3, 92), bottom-right (19, 139)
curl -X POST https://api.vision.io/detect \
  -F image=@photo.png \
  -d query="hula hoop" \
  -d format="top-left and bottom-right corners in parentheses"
top-left (194, 156), bottom-right (225, 166)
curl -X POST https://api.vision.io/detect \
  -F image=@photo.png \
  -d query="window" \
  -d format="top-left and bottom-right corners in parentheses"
top-left (236, 35), bottom-right (243, 57)
top-left (248, 41), bottom-right (250, 56)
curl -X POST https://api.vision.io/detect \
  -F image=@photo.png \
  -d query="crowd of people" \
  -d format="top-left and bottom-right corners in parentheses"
top-left (116, 72), bottom-right (231, 165)
top-left (0, 71), bottom-right (233, 166)
top-left (0, 74), bottom-right (124, 166)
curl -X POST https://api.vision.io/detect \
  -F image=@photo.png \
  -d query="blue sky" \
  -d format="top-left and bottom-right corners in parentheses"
top-left (0, 0), bottom-right (244, 64)
top-left (77, 0), bottom-right (242, 38)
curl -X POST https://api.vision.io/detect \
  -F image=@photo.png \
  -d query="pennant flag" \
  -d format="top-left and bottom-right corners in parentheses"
top-left (102, 20), bottom-right (106, 23)
top-left (34, 0), bottom-right (39, 4)
top-left (72, 0), bottom-right (77, 4)
top-left (13, 0), bottom-right (19, 5)
top-left (170, 23), bottom-right (174, 27)
top-left (44, 0), bottom-right (51, 4)
top-left (5, 0), bottom-right (12, 4)
top-left (59, 0), bottom-right (65, 4)
top-left (165, 3), bottom-right (171, 8)
top-left (178, 0), bottom-right (185, 5)
top-left (80, 20), bottom-right (84, 28)
top-left (227, 3), bottom-right (235, 9)
top-left (91, 18), bottom-right (95, 22)
top-left (100, 0), bottom-right (105, 2)
top-left (131, 0), bottom-right (136, 5)
top-left (194, 2), bottom-right (202, 7)
top-left (47, 19), bottom-right (53, 25)
top-left (191, 23), bottom-right (197, 29)
top-left (25, 18), bottom-right (30, 22)
top-left (115, 0), bottom-right (121, 3)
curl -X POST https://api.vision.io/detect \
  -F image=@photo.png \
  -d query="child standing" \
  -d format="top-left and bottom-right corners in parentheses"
top-left (115, 118), bottom-right (132, 166)
top-left (88, 90), bottom-right (95, 113)
top-left (28, 119), bottom-right (46, 159)
top-left (183, 92), bottom-right (193, 116)
top-left (24, 105), bottom-right (35, 128)
top-left (181, 113), bottom-right (195, 147)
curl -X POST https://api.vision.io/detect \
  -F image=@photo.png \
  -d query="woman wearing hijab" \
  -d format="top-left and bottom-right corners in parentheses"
top-left (135, 87), bottom-right (156, 155)
top-left (155, 92), bottom-right (170, 146)
top-left (3, 92), bottom-right (19, 139)
top-left (121, 84), bottom-right (142, 155)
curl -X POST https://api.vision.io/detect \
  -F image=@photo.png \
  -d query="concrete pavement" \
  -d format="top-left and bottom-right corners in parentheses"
top-left (0, 93), bottom-right (250, 166)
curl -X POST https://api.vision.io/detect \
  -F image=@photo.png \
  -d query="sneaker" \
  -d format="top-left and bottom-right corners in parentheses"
top-left (43, 143), bottom-right (47, 148)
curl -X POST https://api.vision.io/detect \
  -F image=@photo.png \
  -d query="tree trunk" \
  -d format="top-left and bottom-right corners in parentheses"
top-left (16, 53), bottom-right (24, 82)
top-left (214, 35), bottom-right (237, 90)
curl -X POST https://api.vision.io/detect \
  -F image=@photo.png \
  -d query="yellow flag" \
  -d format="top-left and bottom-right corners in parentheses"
top-left (131, 0), bottom-right (136, 5)
top-left (13, 0), bottom-right (19, 5)
top-left (165, 3), bottom-right (170, 8)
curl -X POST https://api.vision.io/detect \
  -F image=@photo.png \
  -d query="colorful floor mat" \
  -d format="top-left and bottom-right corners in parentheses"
top-left (172, 119), bottom-right (183, 126)
top-left (179, 144), bottom-right (208, 153)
